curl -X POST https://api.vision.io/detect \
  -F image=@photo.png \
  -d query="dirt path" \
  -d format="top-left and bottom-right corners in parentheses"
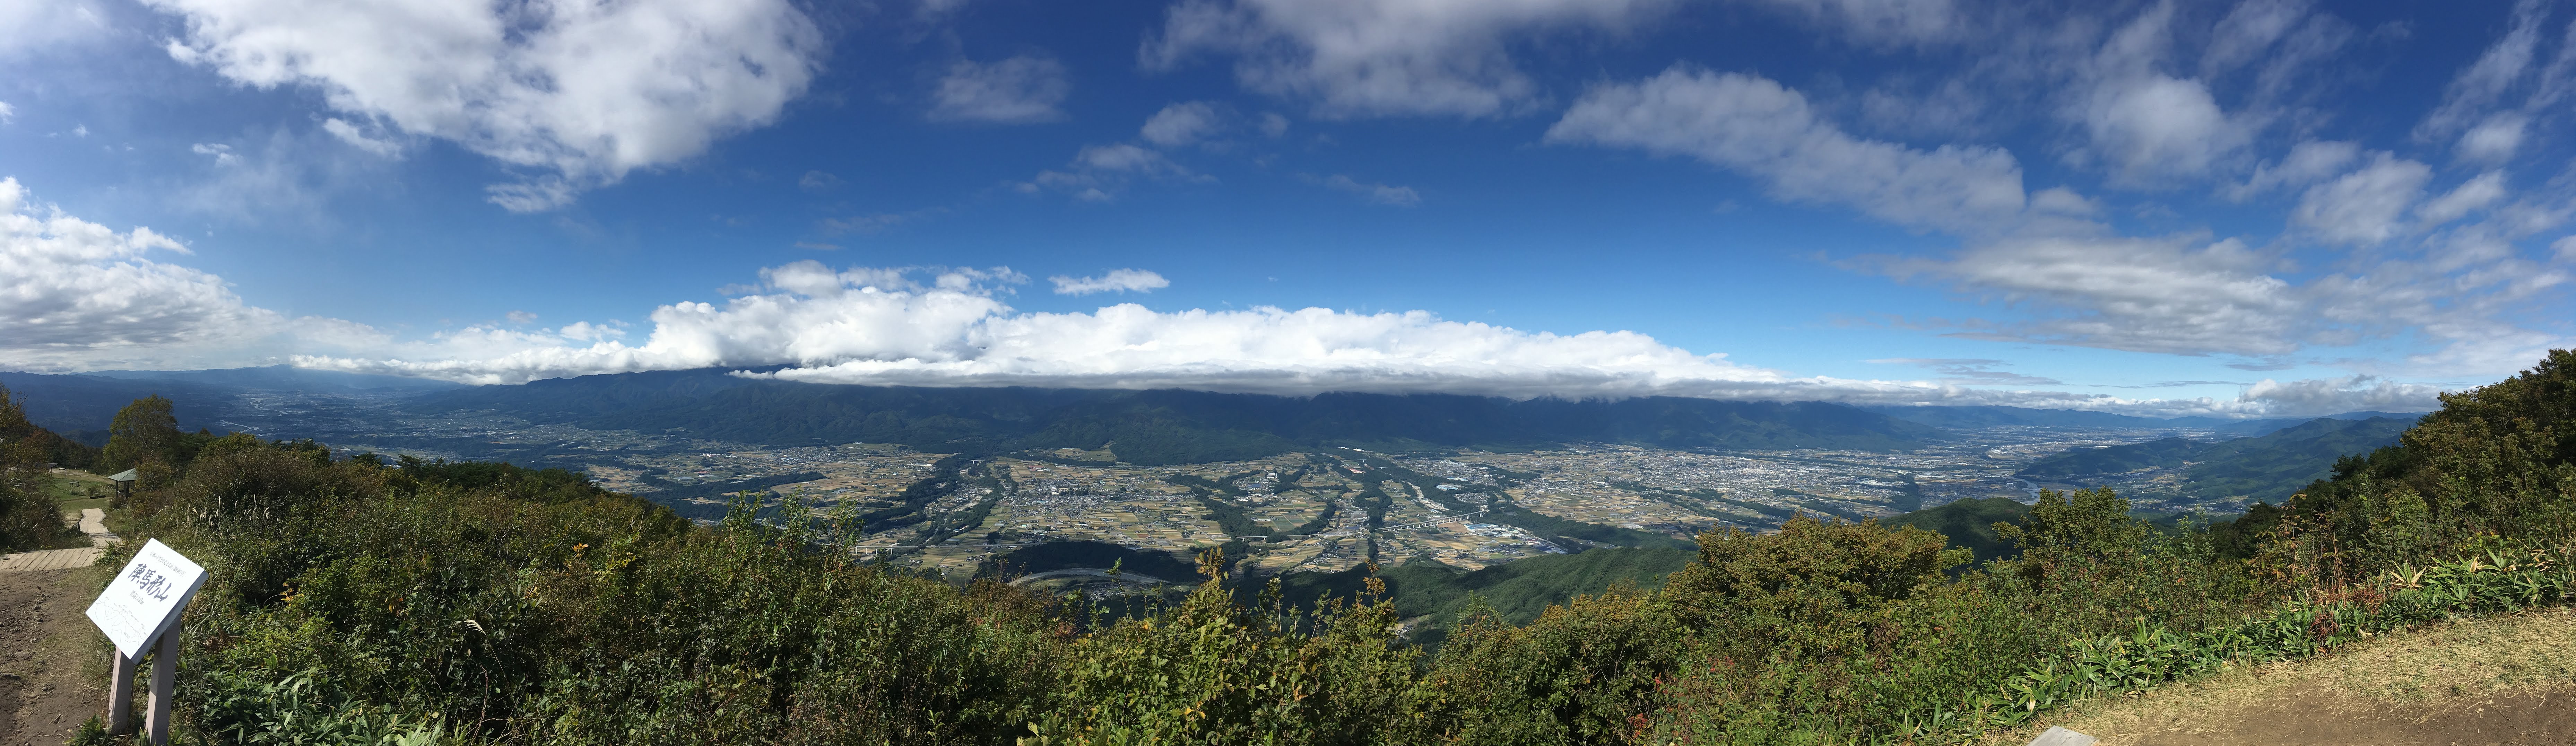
top-left (1995, 607), bottom-right (2576, 746)
top-left (1, 567), bottom-right (111, 746)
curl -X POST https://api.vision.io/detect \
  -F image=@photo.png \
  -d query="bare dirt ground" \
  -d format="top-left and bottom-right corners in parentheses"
top-left (2, 567), bottom-right (111, 746)
top-left (1992, 606), bottom-right (2576, 745)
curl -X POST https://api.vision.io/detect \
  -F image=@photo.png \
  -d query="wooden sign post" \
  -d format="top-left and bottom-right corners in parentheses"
top-left (85, 539), bottom-right (206, 746)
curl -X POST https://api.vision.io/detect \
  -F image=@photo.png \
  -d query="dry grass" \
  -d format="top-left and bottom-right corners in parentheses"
top-left (1983, 606), bottom-right (2576, 745)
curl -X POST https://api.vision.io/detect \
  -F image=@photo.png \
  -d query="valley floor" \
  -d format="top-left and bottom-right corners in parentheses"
top-left (1994, 606), bottom-right (2576, 745)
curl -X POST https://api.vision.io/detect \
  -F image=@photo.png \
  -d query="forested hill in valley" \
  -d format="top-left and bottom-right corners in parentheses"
top-left (400, 368), bottom-right (1950, 462)
top-left (2016, 415), bottom-right (2421, 506)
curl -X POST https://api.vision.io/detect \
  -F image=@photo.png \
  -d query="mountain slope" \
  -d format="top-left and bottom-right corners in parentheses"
top-left (2015, 416), bottom-right (2419, 505)
top-left (0, 372), bottom-right (236, 433)
top-left (1877, 496), bottom-right (2031, 565)
top-left (404, 369), bottom-right (1949, 461)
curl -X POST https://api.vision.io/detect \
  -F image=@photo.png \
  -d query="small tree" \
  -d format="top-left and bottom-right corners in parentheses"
top-left (99, 394), bottom-right (182, 475)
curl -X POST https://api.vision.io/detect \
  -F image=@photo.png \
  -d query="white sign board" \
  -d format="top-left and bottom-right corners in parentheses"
top-left (86, 539), bottom-right (207, 657)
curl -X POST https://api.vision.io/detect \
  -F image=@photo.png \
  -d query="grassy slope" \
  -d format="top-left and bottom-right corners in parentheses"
top-left (1984, 606), bottom-right (2576, 745)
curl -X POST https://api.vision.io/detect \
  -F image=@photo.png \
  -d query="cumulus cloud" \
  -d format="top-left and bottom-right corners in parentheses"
top-left (0, 177), bottom-right (384, 370)
top-left (1145, 0), bottom-right (1669, 118)
top-left (144, 0), bottom-right (824, 211)
top-left (2416, 170), bottom-right (2510, 227)
top-left (2060, 5), bottom-right (2264, 185)
top-left (2075, 74), bottom-right (2249, 184)
top-left (1051, 269), bottom-right (1171, 296)
top-left (2237, 375), bottom-right (2443, 416)
top-left (1549, 58), bottom-right (2570, 377)
top-left (1140, 101), bottom-right (1222, 146)
top-left (286, 259), bottom-right (2447, 418)
top-left (320, 118), bottom-right (400, 157)
top-left (2456, 113), bottom-right (2529, 163)
top-left (1546, 65), bottom-right (2026, 235)
top-left (928, 55), bottom-right (1071, 123)
top-left (2291, 152), bottom-right (2431, 245)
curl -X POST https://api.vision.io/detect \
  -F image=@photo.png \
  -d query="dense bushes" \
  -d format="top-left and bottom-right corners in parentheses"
top-left (0, 383), bottom-right (87, 550)
top-left (99, 350), bottom-right (2576, 744)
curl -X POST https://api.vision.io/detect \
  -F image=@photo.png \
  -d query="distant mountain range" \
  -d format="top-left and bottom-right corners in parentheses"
top-left (0, 366), bottom-right (2427, 477)
top-left (401, 369), bottom-right (1951, 463)
top-left (1857, 404), bottom-right (2403, 438)
top-left (2015, 415), bottom-right (2421, 505)
top-left (0, 366), bottom-right (461, 436)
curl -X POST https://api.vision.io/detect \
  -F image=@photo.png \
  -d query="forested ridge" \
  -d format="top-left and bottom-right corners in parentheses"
top-left (36, 350), bottom-right (2576, 744)
top-left (2016, 415), bottom-right (2420, 504)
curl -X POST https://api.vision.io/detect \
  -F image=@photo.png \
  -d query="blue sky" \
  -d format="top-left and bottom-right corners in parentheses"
top-left (2, 0), bottom-right (2571, 416)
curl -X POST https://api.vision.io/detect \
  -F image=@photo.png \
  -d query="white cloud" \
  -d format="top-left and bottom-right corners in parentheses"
top-left (1141, 101), bottom-right (1222, 147)
top-left (1020, 143), bottom-right (1204, 202)
top-left (1145, 0), bottom-right (1671, 118)
top-left (190, 142), bottom-right (238, 166)
top-left (1742, 0), bottom-right (1959, 46)
top-left (1865, 358), bottom-right (2059, 386)
top-left (1546, 65), bottom-right (2026, 235)
top-left (505, 310), bottom-right (538, 325)
top-left (1883, 234), bottom-right (2305, 357)
top-left (320, 118), bottom-right (401, 157)
top-left (2416, 170), bottom-right (2510, 227)
top-left (1050, 269), bottom-right (1171, 295)
top-left (0, 102), bottom-right (13, 124)
top-left (2455, 113), bottom-right (2528, 163)
top-left (145, 0), bottom-right (823, 212)
top-left (2228, 139), bottom-right (2358, 200)
top-left (2291, 153), bottom-right (2431, 245)
top-left (2200, 0), bottom-right (2310, 76)
top-left (0, 0), bottom-right (111, 56)
top-left (928, 55), bottom-right (1071, 124)
top-left (2416, 0), bottom-right (2548, 141)
top-left (0, 177), bottom-right (386, 370)
top-left (2238, 375), bottom-right (2443, 416)
top-left (2075, 74), bottom-right (2249, 184)
top-left (288, 259), bottom-right (2444, 418)
top-left (1321, 174), bottom-right (1420, 206)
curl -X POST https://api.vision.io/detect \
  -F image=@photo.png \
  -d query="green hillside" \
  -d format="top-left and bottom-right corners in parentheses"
top-left (1876, 496), bottom-right (2031, 565)
top-left (2184, 416), bottom-right (2418, 503)
top-left (1260, 547), bottom-right (1696, 642)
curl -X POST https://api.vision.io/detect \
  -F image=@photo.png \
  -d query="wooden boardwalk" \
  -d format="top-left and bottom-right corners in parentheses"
top-left (0, 508), bottom-right (120, 573)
